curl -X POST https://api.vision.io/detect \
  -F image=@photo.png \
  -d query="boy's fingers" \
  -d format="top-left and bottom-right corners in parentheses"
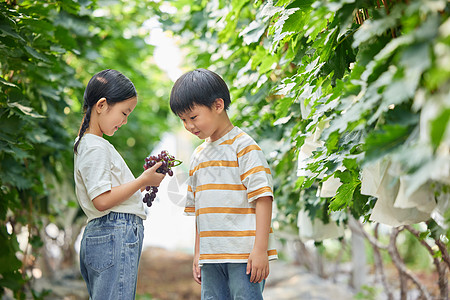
top-left (255, 269), bottom-right (262, 283)
top-left (196, 270), bottom-right (201, 284)
top-left (193, 272), bottom-right (201, 284)
top-left (251, 266), bottom-right (267, 283)
top-left (250, 266), bottom-right (257, 282)
top-left (192, 262), bottom-right (201, 284)
top-left (246, 261), bottom-right (251, 275)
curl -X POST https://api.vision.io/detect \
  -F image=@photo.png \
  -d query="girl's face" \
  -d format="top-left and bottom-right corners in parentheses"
top-left (95, 96), bottom-right (137, 137)
top-left (178, 103), bottom-right (222, 141)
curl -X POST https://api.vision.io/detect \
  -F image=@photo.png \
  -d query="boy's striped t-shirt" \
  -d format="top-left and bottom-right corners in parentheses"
top-left (185, 126), bottom-right (278, 264)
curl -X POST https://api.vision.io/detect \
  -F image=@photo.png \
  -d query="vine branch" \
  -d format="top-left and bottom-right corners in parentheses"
top-left (388, 227), bottom-right (432, 300)
top-left (435, 238), bottom-right (450, 270)
top-left (405, 225), bottom-right (449, 300)
top-left (348, 219), bottom-right (393, 299)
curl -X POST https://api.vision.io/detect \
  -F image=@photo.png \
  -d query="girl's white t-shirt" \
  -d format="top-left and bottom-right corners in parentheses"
top-left (74, 134), bottom-right (146, 222)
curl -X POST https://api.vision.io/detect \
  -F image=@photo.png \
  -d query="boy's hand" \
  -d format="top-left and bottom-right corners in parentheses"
top-left (246, 248), bottom-right (269, 283)
top-left (193, 253), bottom-right (201, 284)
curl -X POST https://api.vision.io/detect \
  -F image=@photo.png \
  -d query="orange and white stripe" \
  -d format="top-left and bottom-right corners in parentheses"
top-left (184, 126), bottom-right (278, 264)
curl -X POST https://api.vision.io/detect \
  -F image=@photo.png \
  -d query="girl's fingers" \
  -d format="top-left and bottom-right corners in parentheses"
top-left (148, 161), bottom-right (163, 171)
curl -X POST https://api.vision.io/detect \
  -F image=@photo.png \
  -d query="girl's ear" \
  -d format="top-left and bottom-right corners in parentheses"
top-left (214, 98), bottom-right (225, 113)
top-left (95, 98), bottom-right (107, 113)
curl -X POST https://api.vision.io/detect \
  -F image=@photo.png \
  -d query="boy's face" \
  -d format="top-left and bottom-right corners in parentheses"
top-left (178, 103), bottom-right (221, 140)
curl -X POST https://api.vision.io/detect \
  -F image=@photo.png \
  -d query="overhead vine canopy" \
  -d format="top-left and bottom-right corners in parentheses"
top-left (159, 3), bottom-right (450, 296)
top-left (159, 0), bottom-right (450, 233)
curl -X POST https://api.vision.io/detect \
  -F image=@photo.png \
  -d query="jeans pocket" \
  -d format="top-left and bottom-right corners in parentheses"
top-left (85, 233), bottom-right (115, 273)
top-left (125, 223), bottom-right (142, 248)
top-left (118, 225), bottom-right (142, 299)
top-left (124, 225), bottom-right (140, 273)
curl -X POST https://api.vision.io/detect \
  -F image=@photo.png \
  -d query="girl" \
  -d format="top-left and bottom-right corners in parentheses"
top-left (74, 69), bottom-right (165, 299)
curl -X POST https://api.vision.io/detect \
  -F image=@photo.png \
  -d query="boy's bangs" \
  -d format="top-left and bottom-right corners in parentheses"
top-left (170, 78), bottom-right (214, 114)
top-left (170, 88), bottom-right (198, 115)
top-left (170, 68), bottom-right (230, 115)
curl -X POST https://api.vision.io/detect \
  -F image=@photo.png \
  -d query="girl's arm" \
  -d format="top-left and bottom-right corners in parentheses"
top-left (247, 196), bottom-right (272, 283)
top-left (93, 162), bottom-right (164, 211)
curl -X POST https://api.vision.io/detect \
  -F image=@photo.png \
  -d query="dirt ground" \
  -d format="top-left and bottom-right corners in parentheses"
top-left (135, 246), bottom-right (445, 300)
top-left (136, 247), bottom-right (201, 300)
top-left (29, 245), bottom-right (444, 300)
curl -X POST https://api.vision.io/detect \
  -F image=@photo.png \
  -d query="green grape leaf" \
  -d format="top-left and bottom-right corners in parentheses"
top-left (330, 181), bottom-right (359, 211)
top-left (430, 108), bottom-right (450, 151)
top-left (364, 124), bottom-right (411, 163)
top-left (7, 102), bottom-right (45, 119)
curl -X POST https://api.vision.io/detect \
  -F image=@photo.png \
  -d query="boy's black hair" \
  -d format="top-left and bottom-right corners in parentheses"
top-left (170, 68), bottom-right (230, 115)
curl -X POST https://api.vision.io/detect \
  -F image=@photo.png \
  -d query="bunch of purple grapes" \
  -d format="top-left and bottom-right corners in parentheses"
top-left (142, 150), bottom-right (182, 207)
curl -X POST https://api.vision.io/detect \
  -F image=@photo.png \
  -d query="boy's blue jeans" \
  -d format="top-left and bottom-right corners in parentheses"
top-left (201, 263), bottom-right (265, 300)
top-left (79, 212), bottom-right (144, 300)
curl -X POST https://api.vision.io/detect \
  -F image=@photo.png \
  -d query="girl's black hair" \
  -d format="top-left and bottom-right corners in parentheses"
top-left (74, 69), bottom-right (137, 153)
top-left (169, 68), bottom-right (230, 115)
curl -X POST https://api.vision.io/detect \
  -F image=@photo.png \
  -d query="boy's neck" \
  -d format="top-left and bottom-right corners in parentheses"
top-left (208, 117), bottom-right (234, 143)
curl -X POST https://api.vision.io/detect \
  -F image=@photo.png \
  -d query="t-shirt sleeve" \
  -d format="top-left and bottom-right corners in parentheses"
top-left (238, 141), bottom-right (274, 203)
top-left (184, 179), bottom-right (195, 216)
top-left (78, 146), bottom-right (112, 201)
top-left (184, 158), bottom-right (196, 216)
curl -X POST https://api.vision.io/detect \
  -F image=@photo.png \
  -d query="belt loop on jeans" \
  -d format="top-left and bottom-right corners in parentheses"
top-left (105, 211), bottom-right (140, 224)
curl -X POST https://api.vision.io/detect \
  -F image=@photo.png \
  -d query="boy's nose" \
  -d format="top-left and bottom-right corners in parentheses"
top-left (185, 121), bottom-right (194, 130)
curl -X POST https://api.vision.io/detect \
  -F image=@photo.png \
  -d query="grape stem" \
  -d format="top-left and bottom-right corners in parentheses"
top-left (170, 159), bottom-right (183, 167)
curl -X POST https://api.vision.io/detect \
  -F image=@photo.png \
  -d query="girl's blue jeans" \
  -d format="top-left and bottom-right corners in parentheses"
top-left (80, 212), bottom-right (144, 300)
top-left (201, 263), bottom-right (265, 300)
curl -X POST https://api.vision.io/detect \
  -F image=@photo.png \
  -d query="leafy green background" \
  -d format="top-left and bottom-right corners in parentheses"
top-left (0, 0), bottom-right (171, 297)
top-left (159, 0), bottom-right (450, 229)
top-left (1, 0), bottom-right (449, 298)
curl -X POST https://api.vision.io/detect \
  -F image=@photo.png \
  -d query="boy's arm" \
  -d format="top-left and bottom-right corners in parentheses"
top-left (193, 219), bottom-right (201, 284)
top-left (247, 196), bottom-right (273, 283)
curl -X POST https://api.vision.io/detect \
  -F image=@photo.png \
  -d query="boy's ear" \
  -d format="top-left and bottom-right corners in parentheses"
top-left (214, 98), bottom-right (225, 113)
top-left (95, 98), bottom-right (107, 113)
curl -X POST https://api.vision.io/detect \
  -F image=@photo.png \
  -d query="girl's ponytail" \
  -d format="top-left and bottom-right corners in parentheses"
top-left (73, 69), bottom-right (137, 154)
top-left (73, 106), bottom-right (92, 154)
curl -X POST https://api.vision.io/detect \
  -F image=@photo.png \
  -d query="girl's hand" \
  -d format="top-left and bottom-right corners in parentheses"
top-left (193, 252), bottom-right (201, 284)
top-left (246, 248), bottom-right (269, 283)
top-left (139, 161), bottom-right (166, 187)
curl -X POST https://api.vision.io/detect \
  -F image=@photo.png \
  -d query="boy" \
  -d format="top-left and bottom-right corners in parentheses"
top-left (170, 68), bottom-right (277, 299)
